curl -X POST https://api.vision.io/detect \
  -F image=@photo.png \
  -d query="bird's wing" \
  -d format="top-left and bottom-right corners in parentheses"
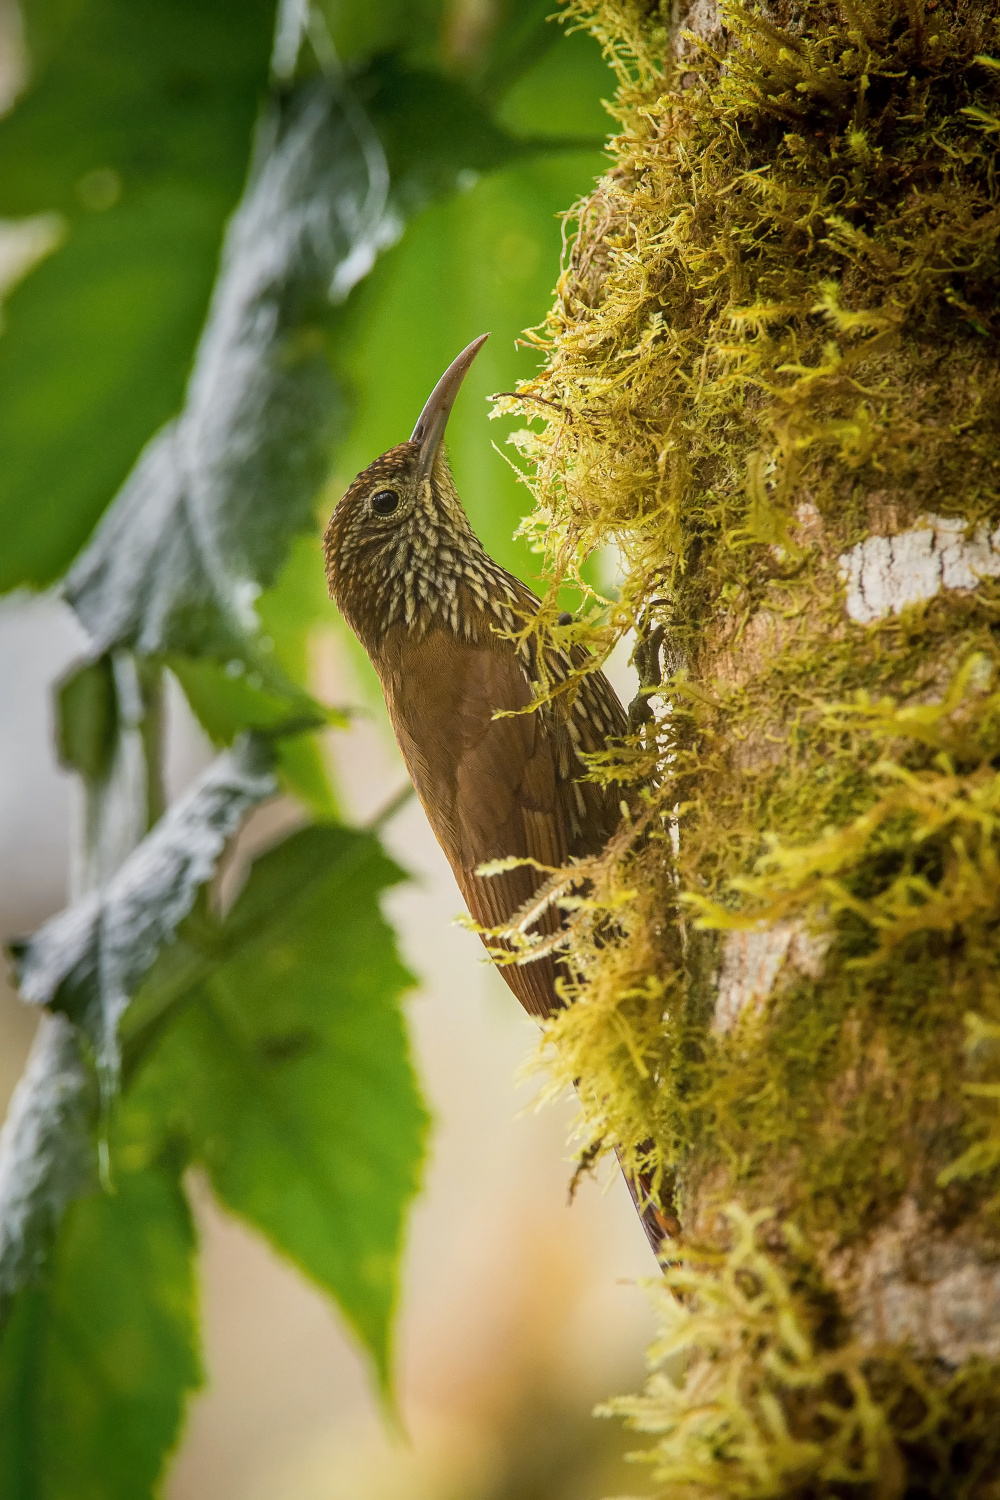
top-left (454, 649), bottom-right (573, 1019)
top-left (383, 631), bottom-right (586, 1018)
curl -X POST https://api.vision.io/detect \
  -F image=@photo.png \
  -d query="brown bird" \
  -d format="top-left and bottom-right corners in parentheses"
top-left (324, 334), bottom-right (666, 1254)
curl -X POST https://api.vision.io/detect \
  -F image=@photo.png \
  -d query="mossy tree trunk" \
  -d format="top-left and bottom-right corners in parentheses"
top-left (506, 0), bottom-right (1000, 1491)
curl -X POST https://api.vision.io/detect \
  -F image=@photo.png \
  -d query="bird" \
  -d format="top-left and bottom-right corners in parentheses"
top-left (324, 334), bottom-right (667, 1255)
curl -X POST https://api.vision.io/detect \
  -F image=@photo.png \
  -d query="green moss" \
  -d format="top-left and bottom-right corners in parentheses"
top-left (495, 0), bottom-right (1000, 1490)
top-left (939, 1012), bottom-right (1000, 1207)
top-left (502, 0), bottom-right (1000, 1214)
top-left (603, 1206), bottom-right (1000, 1498)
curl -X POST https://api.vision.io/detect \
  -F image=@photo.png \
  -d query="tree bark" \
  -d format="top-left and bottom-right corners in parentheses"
top-left (507, 0), bottom-right (1000, 1490)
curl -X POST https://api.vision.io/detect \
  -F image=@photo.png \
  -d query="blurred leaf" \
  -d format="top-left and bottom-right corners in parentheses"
top-left (55, 655), bottom-right (170, 898)
top-left (468, 0), bottom-right (563, 101)
top-left (168, 656), bottom-right (340, 820)
top-left (0, 767), bottom-right (423, 1450)
top-left (0, 1016), bottom-right (96, 1325)
top-left (255, 525), bottom-right (347, 818)
top-left (0, 1156), bottom-right (200, 1500)
top-left (55, 655), bottom-right (118, 781)
top-left (335, 150), bottom-right (606, 584)
top-left (320, 0), bottom-right (561, 98)
top-left (257, 528), bottom-right (337, 683)
top-left (362, 55), bottom-right (540, 214)
top-left (60, 61), bottom-right (562, 670)
top-left (0, 0), bottom-right (277, 591)
top-left (63, 78), bottom-right (388, 664)
top-left (122, 823), bottom-right (427, 1391)
top-left (164, 658), bottom-right (333, 743)
top-left (268, 731), bottom-right (340, 820)
top-left (15, 736), bottom-right (278, 1097)
top-left (495, 22), bottom-right (614, 138)
top-left (166, 530), bottom-right (344, 818)
top-left (319, 0), bottom-right (446, 71)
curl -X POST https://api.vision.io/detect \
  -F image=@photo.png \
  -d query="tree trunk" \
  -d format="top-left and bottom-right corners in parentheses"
top-left (507, 0), bottom-right (1000, 1490)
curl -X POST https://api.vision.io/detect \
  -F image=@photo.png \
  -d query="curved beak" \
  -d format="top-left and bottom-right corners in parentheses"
top-left (411, 333), bottom-right (489, 481)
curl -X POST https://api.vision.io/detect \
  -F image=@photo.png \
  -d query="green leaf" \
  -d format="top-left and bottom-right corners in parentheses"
top-left (122, 824), bottom-right (427, 1391)
top-left (0, 1156), bottom-right (200, 1500)
top-left (15, 736), bottom-right (278, 1096)
top-left (0, 0), bottom-right (277, 591)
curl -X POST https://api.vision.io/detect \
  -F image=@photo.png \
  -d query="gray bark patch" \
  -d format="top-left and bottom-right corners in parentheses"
top-left (839, 514), bottom-right (1000, 624)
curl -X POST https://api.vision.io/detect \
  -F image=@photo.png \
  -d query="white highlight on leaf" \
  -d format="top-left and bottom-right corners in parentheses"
top-left (328, 208), bottom-right (402, 303)
top-left (0, 213), bottom-right (64, 299)
top-left (713, 923), bottom-right (828, 1034)
top-left (839, 513), bottom-right (1000, 624)
top-left (19, 737), bottom-right (277, 1090)
top-left (271, 0), bottom-right (310, 80)
top-left (0, 1014), bottom-right (92, 1307)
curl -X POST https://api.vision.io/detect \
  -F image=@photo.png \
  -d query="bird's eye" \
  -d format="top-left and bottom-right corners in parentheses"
top-left (370, 488), bottom-right (400, 517)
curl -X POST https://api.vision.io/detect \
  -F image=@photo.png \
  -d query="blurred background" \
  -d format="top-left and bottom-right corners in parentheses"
top-left (0, 593), bottom-right (655, 1500)
top-left (0, 0), bottom-right (658, 1494)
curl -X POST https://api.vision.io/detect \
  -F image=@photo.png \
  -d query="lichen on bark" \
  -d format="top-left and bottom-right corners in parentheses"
top-left (497, 0), bottom-right (1000, 1490)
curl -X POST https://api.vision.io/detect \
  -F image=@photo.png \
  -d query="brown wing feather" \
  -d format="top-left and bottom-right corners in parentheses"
top-left (375, 626), bottom-right (625, 1019)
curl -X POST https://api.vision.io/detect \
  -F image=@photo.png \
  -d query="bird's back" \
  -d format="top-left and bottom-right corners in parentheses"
top-left (372, 613), bottom-right (626, 1018)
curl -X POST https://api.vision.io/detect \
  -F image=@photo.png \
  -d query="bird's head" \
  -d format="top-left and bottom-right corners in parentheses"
top-left (324, 334), bottom-right (499, 648)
